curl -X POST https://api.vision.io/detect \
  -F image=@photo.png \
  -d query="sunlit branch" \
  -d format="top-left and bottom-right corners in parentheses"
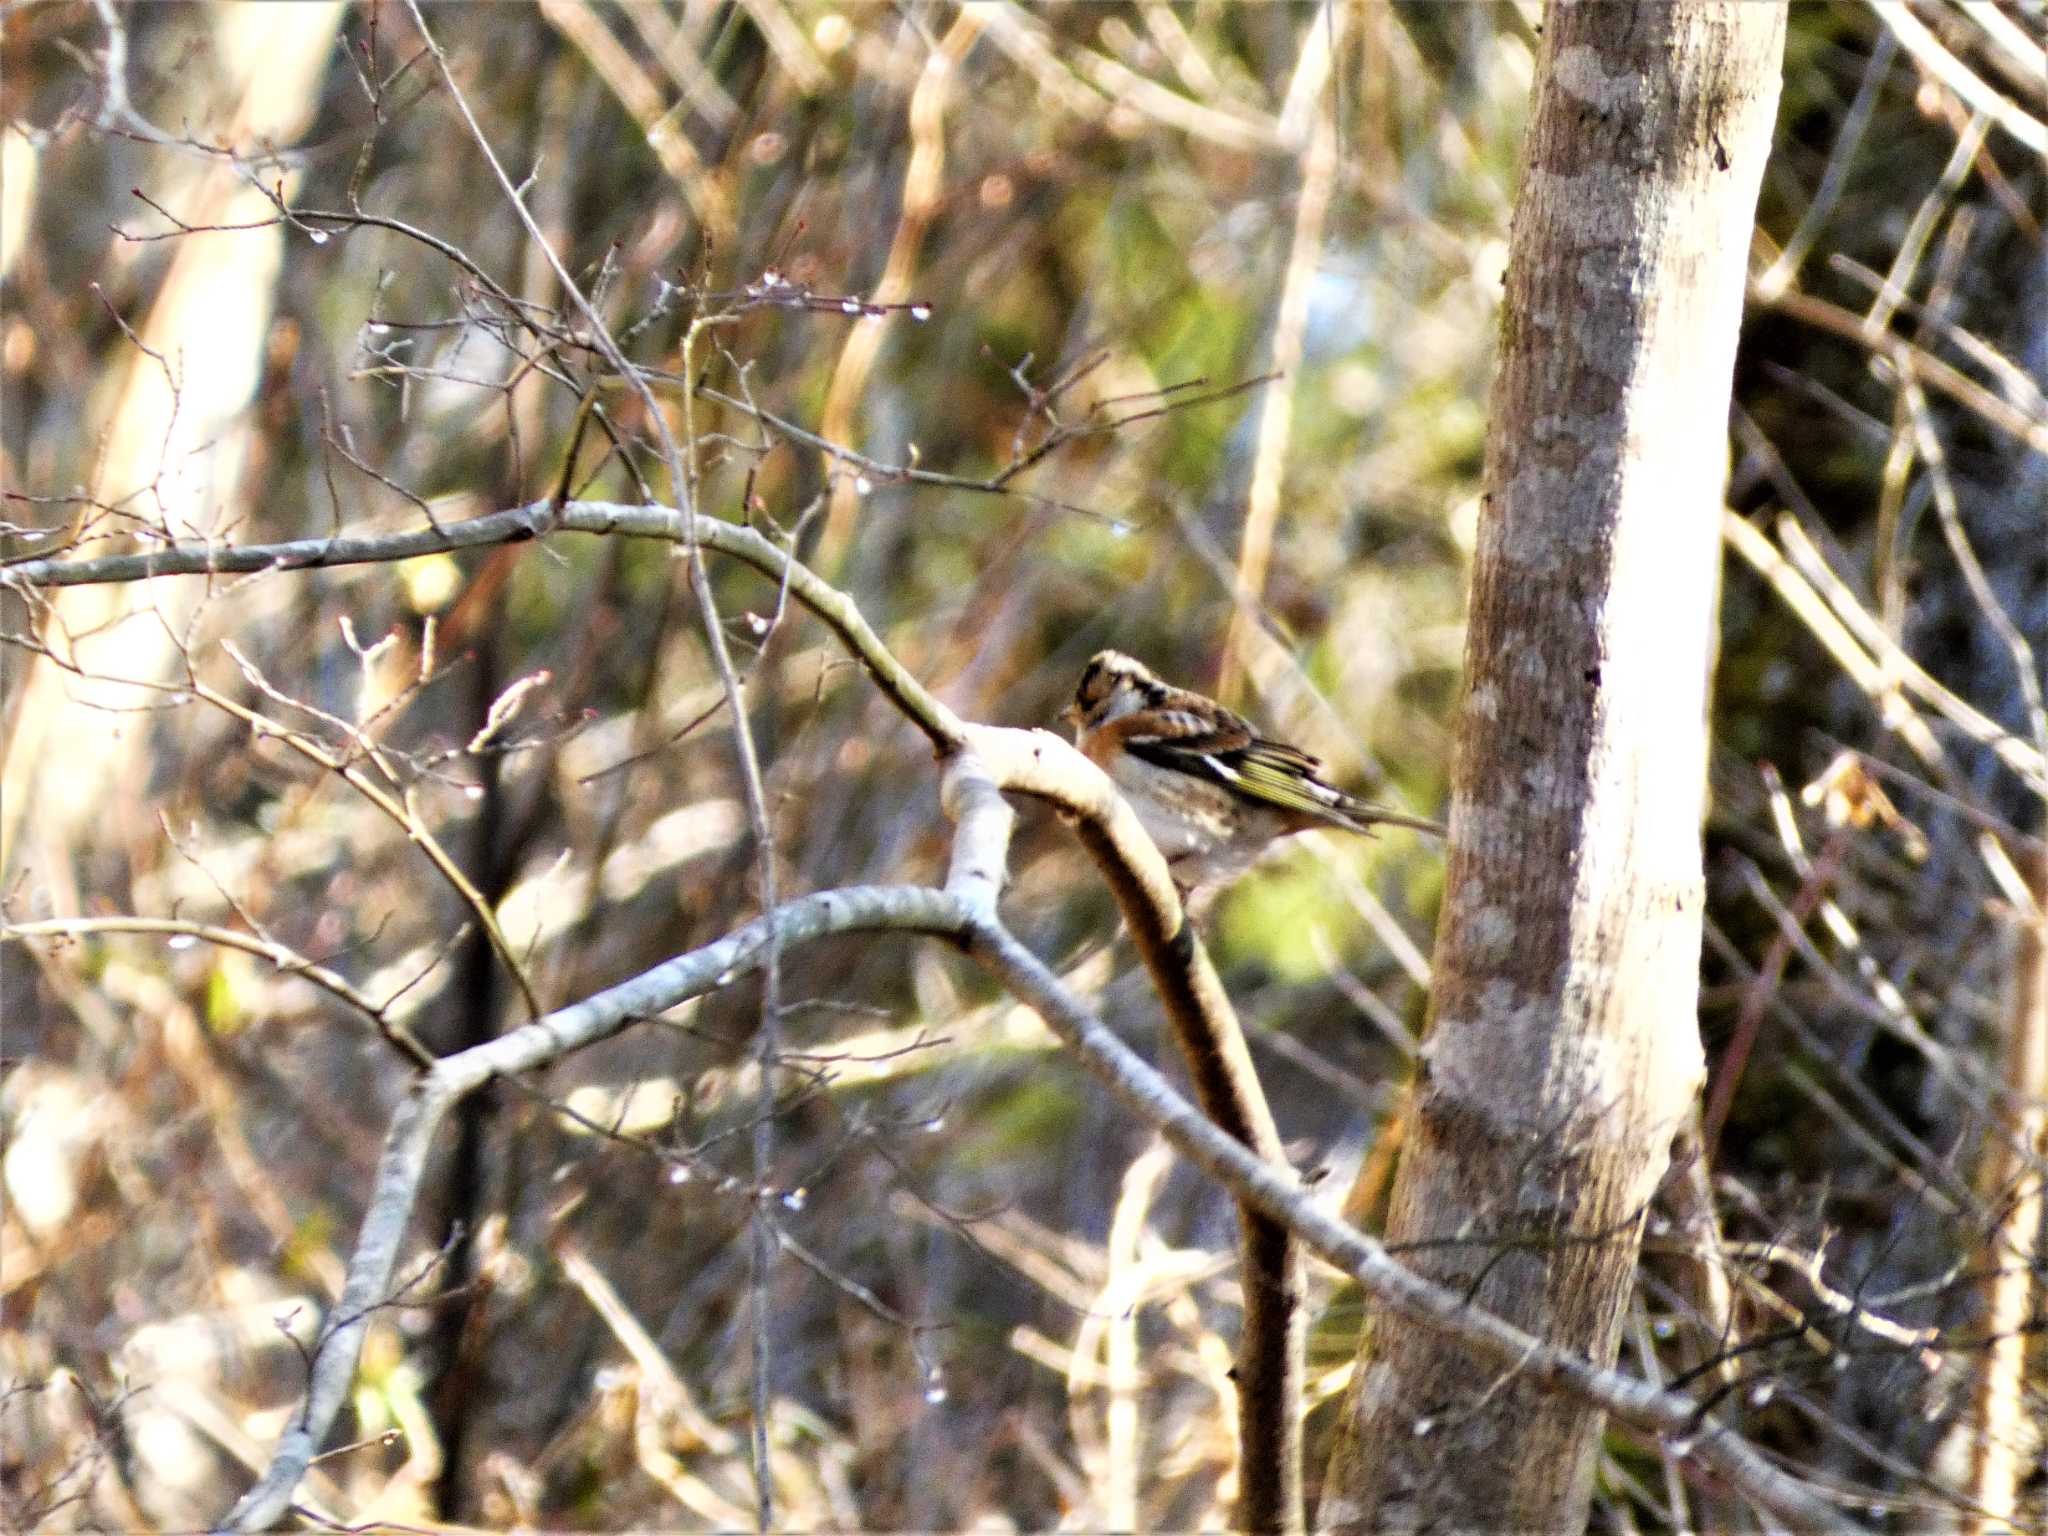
top-left (3, 500), bottom-right (968, 748)
top-left (1, 915), bottom-right (434, 1067)
top-left (217, 756), bottom-right (1858, 1536)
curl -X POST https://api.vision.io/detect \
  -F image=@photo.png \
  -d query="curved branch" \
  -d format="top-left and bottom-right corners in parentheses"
top-left (953, 729), bottom-right (1305, 1528)
top-left (215, 772), bottom-right (1859, 1536)
top-left (27, 506), bottom-right (1838, 1532)
top-left (216, 882), bottom-right (966, 1534)
top-left (1, 915), bottom-right (433, 1067)
top-left (937, 753), bottom-right (1857, 1535)
top-left (13, 503), bottom-right (1295, 1521)
top-left (947, 922), bottom-right (1866, 1536)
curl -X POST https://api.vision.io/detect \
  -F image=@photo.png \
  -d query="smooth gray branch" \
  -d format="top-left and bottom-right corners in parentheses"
top-left (216, 883), bottom-right (964, 1534)
top-left (215, 784), bottom-right (1855, 1536)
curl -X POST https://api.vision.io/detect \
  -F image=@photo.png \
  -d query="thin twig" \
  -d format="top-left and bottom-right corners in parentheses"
top-left (396, 14), bottom-right (797, 1509)
top-left (1, 916), bottom-right (434, 1067)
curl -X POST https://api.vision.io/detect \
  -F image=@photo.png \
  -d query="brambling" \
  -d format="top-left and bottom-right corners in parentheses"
top-left (1061, 650), bottom-right (1443, 890)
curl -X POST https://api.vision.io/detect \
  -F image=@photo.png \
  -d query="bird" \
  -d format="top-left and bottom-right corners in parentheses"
top-left (1061, 649), bottom-right (1443, 891)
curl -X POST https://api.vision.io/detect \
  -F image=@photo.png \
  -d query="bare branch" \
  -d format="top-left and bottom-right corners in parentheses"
top-left (218, 772), bottom-right (1861, 1536)
top-left (953, 731), bottom-right (1305, 1529)
top-left (216, 882), bottom-right (967, 1534)
top-left (3, 500), bottom-right (970, 749)
top-left (1, 917), bottom-right (433, 1067)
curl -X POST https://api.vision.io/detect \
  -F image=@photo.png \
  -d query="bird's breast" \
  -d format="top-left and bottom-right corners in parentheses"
top-left (1108, 755), bottom-right (1241, 851)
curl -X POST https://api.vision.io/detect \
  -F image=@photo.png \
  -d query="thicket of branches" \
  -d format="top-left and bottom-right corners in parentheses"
top-left (2, 3), bottom-right (2041, 1531)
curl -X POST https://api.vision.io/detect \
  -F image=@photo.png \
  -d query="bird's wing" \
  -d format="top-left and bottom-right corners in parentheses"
top-left (1121, 710), bottom-right (1444, 834)
top-left (1204, 739), bottom-right (1364, 823)
top-left (1119, 705), bottom-right (1355, 823)
top-left (1112, 703), bottom-right (1255, 761)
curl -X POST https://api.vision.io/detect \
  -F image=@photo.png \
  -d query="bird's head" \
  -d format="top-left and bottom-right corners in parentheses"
top-left (1061, 650), bottom-right (1167, 732)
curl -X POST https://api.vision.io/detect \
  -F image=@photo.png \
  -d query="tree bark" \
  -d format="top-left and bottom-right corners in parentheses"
top-left (1320, 4), bottom-right (1785, 1531)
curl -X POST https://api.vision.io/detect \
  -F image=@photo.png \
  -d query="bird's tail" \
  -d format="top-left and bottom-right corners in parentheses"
top-left (1333, 795), bottom-right (1446, 839)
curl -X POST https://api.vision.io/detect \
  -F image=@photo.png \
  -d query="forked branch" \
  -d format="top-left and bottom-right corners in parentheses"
top-left (9, 509), bottom-right (1847, 1534)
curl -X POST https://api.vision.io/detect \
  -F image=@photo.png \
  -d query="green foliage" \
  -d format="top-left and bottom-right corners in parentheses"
top-left (953, 1070), bottom-right (1085, 1174)
top-left (1213, 849), bottom-right (1405, 986)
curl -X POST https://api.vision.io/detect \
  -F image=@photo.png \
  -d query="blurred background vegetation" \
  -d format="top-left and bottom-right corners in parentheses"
top-left (2, 2), bottom-right (2041, 1530)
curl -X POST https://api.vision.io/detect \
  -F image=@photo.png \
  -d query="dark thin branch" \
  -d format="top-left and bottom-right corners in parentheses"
top-left (946, 734), bottom-right (1307, 1530)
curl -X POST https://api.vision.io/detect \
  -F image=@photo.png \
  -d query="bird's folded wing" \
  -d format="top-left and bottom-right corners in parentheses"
top-left (1121, 713), bottom-right (1442, 835)
top-left (1203, 740), bottom-right (1354, 820)
top-left (1121, 710), bottom-right (1349, 820)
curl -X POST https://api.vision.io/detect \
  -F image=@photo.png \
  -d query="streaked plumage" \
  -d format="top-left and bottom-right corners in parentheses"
top-left (1062, 650), bottom-right (1442, 889)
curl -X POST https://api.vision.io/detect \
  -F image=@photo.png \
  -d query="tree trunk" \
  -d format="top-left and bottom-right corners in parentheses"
top-left (1320, 4), bottom-right (1785, 1530)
